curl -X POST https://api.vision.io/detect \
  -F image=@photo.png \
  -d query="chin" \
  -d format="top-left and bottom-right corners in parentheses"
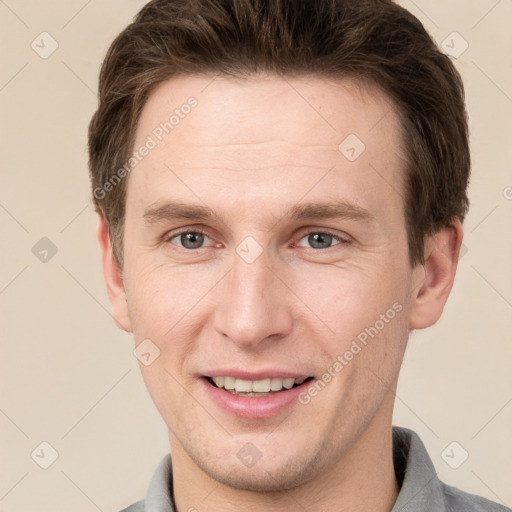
top-left (192, 449), bottom-right (324, 493)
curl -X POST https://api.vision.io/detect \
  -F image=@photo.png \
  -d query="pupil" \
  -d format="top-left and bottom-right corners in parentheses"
top-left (308, 233), bottom-right (332, 249)
top-left (181, 232), bottom-right (204, 249)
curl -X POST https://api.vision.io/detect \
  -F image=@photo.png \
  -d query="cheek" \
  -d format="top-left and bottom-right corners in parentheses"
top-left (291, 261), bottom-right (404, 341)
top-left (125, 261), bottom-right (207, 335)
top-left (124, 261), bottom-right (227, 383)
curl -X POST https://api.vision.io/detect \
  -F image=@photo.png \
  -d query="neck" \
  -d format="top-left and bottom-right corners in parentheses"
top-left (171, 398), bottom-right (399, 512)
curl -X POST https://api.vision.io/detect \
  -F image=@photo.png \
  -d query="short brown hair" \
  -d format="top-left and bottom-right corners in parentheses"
top-left (88, 0), bottom-right (470, 267)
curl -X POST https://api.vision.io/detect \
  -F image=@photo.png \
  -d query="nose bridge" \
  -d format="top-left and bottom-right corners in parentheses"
top-left (213, 248), bottom-right (292, 347)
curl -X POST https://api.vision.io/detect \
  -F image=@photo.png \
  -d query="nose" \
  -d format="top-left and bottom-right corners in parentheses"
top-left (212, 250), bottom-right (293, 349)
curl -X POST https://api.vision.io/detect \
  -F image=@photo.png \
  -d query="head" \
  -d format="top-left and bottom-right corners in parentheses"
top-left (90, 0), bottom-right (469, 495)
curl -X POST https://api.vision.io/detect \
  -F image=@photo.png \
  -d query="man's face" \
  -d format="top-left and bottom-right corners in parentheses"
top-left (118, 74), bottom-right (423, 490)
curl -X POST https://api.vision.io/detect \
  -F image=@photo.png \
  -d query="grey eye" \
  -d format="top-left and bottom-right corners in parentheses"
top-left (173, 232), bottom-right (206, 249)
top-left (307, 233), bottom-right (334, 249)
top-left (296, 232), bottom-right (341, 249)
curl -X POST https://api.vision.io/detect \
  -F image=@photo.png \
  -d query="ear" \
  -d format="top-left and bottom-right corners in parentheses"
top-left (408, 219), bottom-right (464, 330)
top-left (96, 214), bottom-right (132, 333)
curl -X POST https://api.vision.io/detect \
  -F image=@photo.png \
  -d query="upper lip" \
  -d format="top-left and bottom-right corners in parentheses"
top-left (203, 369), bottom-right (313, 380)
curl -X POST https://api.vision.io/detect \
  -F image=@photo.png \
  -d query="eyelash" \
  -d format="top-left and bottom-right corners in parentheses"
top-left (164, 228), bottom-right (351, 250)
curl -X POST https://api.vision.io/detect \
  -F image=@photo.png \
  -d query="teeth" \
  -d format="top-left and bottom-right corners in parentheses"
top-left (211, 376), bottom-right (308, 393)
top-left (270, 377), bottom-right (283, 391)
top-left (282, 378), bottom-right (295, 389)
top-left (252, 378), bottom-right (271, 393)
top-left (234, 378), bottom-right (253, 392)
top-left (223, 376), bottom-right (236, 390)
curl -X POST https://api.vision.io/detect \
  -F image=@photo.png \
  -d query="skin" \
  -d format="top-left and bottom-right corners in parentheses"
top-left (98, 74), bottom-right (463, 512)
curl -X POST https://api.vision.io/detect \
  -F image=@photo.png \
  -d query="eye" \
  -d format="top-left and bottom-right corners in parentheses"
top-left (296, 231), bottom-right (348, 250)
top-left (168, 230), bottom-right (213, 249)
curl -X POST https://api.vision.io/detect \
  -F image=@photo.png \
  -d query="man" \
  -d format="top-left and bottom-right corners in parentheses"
top-left (88, 1), bottom-right (509, 511)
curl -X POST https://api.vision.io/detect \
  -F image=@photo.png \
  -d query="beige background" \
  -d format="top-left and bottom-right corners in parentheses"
top-left (1, 0), bottom-right (511, 511)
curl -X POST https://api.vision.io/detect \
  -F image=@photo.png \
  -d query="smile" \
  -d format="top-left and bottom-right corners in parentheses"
top-left (201, 374), bottom-right (315, 418)
top-left (207, 376), bottom-right (311, 396)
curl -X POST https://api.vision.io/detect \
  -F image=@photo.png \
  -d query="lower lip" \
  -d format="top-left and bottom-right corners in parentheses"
top-left (201, 378), bottom-right (311, 419)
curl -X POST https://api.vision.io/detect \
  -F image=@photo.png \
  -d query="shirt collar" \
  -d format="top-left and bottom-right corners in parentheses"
top-left (144, 453), bottom-right (174, 511)
top-left (391, 426), bottom-right (446, 511)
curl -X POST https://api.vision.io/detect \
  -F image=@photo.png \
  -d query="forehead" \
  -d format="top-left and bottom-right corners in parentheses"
top-left (137, 73), bottom-right (402, 149)
top-left (127, 74), bottom-right (406, 222)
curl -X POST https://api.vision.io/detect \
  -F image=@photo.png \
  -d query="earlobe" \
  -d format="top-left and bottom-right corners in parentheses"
top-left (408, 219), bottom-right (464, 330)
top-left (96, 214), bottom-right (132, 333)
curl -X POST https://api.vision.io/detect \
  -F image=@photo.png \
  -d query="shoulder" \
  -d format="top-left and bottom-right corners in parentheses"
top-left (392, 427), bottom-right (510, 512)
top-left (118, 499), bottom-right (144, 512)
top-left (442, 482), bottom-right (511, 512)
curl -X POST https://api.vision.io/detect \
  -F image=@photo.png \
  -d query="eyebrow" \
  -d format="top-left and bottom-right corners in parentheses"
top-left (287, 201), bottom-right (373, 223)
top-left (143, 201), bottom-right (218, 224)
top-left (142, 200), bottom-right (374, 225)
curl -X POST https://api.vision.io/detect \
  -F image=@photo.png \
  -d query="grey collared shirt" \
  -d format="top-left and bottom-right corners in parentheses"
top-left (120, 426), bottom-right (510, 511)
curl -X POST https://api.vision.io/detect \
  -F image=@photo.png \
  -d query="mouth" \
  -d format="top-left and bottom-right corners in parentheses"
top-left (204, 375), bottom-right (314, 397)
top-left (201, 372), bottom-right (316, 418)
